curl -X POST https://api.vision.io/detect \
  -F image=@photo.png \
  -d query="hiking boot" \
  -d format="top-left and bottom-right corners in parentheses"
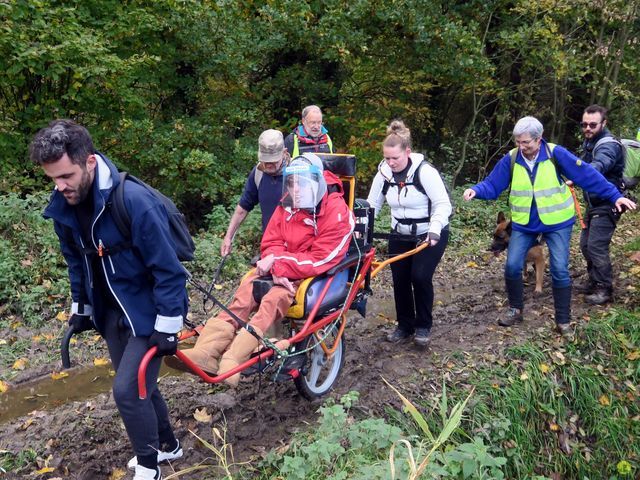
top-left (133, 465), bottom-right (161, 480)
top-left (574, 279), bottom-right (595, 294)
top-left (128, 440), bottom-right (183, 470)
top-left (498, 307), bottom-right (523, 327)
top-left (585, 288), bottom-right (612, 305)
top-left (413, 328), bottom-right (431, 347)
top-left (386, 328), bottom-right (412, 343)
top-left (556, 323), bottom-right (574, 342)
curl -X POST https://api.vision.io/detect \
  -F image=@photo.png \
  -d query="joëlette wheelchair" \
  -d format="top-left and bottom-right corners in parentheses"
top-left (61, 153), bottom-right (431, 400)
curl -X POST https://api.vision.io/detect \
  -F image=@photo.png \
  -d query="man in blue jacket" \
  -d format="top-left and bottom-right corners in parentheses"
top-left (577, 105), bottom-right (626, 304)
top-left (463, 116), bottom-right (635, 340)
top-left (30, 119), bottom-right (188, 480)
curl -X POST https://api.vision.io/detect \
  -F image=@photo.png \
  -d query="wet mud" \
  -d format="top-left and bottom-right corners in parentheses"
top-left (1, 217), bottom-right (639, 479)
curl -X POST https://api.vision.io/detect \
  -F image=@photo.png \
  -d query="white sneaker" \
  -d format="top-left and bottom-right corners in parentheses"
top-left (128, 440), bottom-right (183, 470)
top-left (133, 465), bottom-right (161, 480)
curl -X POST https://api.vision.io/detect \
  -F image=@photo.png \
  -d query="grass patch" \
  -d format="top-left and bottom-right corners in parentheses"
top-left (462, 309), bottom-right (640, 479)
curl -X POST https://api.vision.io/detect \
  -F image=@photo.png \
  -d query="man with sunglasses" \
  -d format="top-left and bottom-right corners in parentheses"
top-left (577, 105), bottom-right (626, 304)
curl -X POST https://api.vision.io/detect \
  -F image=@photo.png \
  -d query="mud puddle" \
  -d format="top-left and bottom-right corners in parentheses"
top-left (0, 364), bottom-right (181, 425)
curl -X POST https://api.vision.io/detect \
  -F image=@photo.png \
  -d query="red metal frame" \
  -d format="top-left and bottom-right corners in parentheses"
top-left (138, 247), bottom-right (376, 399)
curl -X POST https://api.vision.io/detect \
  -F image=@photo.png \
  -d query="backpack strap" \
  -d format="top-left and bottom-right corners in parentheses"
top-left (110, 172), bottom-right (132, 239)
top-left (254, 166), bottom-right (264, 188)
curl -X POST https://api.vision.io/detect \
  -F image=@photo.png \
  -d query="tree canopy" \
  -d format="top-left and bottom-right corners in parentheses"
top-left (2, 0), bottom-right (639, 211)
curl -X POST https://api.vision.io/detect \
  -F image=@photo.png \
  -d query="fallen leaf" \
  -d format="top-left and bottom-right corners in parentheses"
top-left (466, 261), bottom-right (478, 268)
top-left (552, 352), bottom-right (566, 365)
top-left (193, 407), bottom-right (212, 423)
top-left (33, 467), bottom-right (55, 475)
top-left (51, 371), bottom-right (69, 380)
top-left (0, 380), bottom-right (9, 393)
top-left (0, 339), bottom-right (6, 345)
top-left (520, 372), bottom-right (529, 381)
top-left (626, 351), bottom-right (640, 361)
top-left (56, 311), bottom-right (68, 322)
top-left (539, 363), bottom-right (550, 374)
top-left (108, 468), bottom-right (127, 480)
top-left (214, 284), bottom-right (223, 290)
top-left (12, 358), bottom-right (28, 370)
top-left (20, 418), bottom-right (34, 431)
top-left (93, 358), bottom-right (110, 367)
top-left (549, 422), bottom-right (560, 432)
top-left (598, 394), bottom-right (610, 406)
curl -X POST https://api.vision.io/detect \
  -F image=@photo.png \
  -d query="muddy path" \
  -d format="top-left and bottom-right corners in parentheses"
top-left (1, 216), bottom-right (639, 479)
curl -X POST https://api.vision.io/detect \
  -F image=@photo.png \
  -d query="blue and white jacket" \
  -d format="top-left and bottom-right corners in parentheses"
top-left (43, 153), bottom-right (188, 337)
top-left (471, 140), bottom-right (623, 233)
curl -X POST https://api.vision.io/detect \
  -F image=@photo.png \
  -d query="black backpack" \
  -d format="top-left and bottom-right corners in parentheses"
top-left (110, 172), bottom-right (195, 262)
top-left (381, 159), bottom-right (455, 219)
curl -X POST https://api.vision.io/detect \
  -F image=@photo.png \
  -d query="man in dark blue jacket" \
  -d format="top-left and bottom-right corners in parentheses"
top-left (30, 119), bottom-right (187, 480)
top-left (221, 129), bottom-right (288, 256)
top-left (577, 105), bottom-right (626, 304)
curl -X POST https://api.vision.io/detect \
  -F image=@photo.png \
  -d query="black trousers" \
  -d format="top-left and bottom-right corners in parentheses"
top-left (102, 308), bottom-right (175, 460)
top-left (389, 229), bottom-right (449, 332)
top-left (579, 205), bottom-right (617, 290)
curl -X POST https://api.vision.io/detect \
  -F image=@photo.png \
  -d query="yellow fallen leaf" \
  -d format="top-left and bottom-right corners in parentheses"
top-left (0, 380), bottom-right (10, 393)
top-left (520, 372), bottom-right (529, 381)
top-left (70, 338), bottom-right (78, 345)
top-left (51, 371), bottom-right (69, 380)
top-left (599, 394), bottom-right (610, 406)
top-left (539, 363), bottom-right (550, 374)
top-left (12, 358), bottom-right (28, 370)
top-left (549, 422), bottom-right (560, 432)
top-left (466, 261), bottom-right (478, 268)
top-left (0, 339), bottom-right (6, 345)
top-left (10, 320), bottom-right (22, 329)
top-left (626, 351), bottom-right (640, 361)
top-left (32, 335), bottom-right (42, 343)
top-left (56, 311), bottom-right (68, 322)
top-left (214, 284), bottom-right (223, 290)
top-left (34, 466), bottom-right (55, 474)
top-left (193, 407), bottom-right (212, 423)
top-left (93, 358), bottom-right (110, 367)
top-left (108, 468), bottom-right (127, 480)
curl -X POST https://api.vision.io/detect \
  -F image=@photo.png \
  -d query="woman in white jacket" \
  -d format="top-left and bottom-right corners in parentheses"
top-left (367, 120), bottom-right (452, 346)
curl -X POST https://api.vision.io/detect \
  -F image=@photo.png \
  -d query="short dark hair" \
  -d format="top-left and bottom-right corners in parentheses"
top-left (584, 104), bottom-right (608, 121)
top-left (29, 119), bottom-right (94, 166)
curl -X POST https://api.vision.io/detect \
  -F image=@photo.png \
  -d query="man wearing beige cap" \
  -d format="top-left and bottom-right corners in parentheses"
top-left (221, 129), bottom-right (289, 256)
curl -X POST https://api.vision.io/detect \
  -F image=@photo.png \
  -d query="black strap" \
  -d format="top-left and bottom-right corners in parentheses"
top-left (394, 217), bottom-right (430, 225)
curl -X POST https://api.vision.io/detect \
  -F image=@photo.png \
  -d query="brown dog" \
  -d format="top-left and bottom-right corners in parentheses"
top-left (490, 212), bottom-right (545, 293)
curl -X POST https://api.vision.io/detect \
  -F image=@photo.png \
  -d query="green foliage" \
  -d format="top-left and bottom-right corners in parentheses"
top-left (0, 192), bottom-right (68, 326)
top-left (0, 448), bottom-right (38, 475)
top-left (255, 392), bottom-right (403, 480)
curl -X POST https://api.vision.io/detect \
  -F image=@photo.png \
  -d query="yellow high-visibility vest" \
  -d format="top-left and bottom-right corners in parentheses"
top-left (509, 144), bottom-right (575, 225)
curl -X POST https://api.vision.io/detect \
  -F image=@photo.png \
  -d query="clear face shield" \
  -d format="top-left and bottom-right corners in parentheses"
top-left (282, 158), bottom-right (325, 211)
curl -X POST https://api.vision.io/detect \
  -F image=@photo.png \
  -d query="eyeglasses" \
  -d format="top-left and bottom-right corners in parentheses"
top-left (580, 121), bottom-right (601, 129)
top-left (514, 138), bottom-right (537, 147)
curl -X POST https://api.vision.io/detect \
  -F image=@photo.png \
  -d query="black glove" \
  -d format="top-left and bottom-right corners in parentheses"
top-left (426, 232), bottom-right (440, 246)
top-left (148, 330), bottom-right (178, 356)
top-left (68, 314), bottom-right (94, 333)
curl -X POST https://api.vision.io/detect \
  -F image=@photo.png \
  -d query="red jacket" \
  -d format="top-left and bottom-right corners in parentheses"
top-left (261, 170), bottom-right (354, 280)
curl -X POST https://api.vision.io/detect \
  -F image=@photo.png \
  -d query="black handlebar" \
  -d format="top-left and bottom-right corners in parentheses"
top-left (61, 325), bottom-right (76, 369)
